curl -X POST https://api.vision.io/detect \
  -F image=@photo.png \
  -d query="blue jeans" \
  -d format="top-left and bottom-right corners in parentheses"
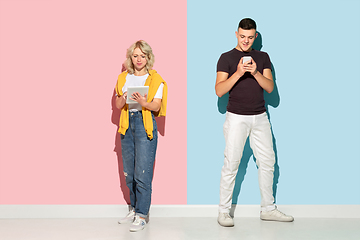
top-left (120, 111), bottom-right (158, 218)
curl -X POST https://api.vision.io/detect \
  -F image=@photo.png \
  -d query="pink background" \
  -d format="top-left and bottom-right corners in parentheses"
top-left (0, 0), bottom-right (187, 204)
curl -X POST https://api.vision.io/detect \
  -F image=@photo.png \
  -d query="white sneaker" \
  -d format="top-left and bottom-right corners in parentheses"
top-left (260, 208), bottom-right (294, 222)
top-left (217, 212), bottom-right (234, 227)
top-left (118, 209), bottom-right (135, 224)
top-left (129, 215), bottom-right (146, 232)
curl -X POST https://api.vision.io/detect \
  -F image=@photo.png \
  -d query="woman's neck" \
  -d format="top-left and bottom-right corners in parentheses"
top-left (134, 69), bottom-right (148, 76)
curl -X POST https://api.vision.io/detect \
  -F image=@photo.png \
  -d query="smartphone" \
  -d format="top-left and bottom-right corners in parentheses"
top-left (243, 56), bottom-right (252, 64)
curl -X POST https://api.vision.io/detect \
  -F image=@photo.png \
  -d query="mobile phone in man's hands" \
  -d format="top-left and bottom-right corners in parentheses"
top-left (243, 56), bottom-right (252, 64)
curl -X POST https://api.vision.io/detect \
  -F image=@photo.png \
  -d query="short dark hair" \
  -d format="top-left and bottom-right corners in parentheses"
top-left (238, 18), bottom-right (257, 30)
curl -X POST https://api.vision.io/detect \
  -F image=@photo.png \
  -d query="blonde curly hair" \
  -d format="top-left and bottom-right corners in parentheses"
top-left (124, 40), bottom-right (155, 74)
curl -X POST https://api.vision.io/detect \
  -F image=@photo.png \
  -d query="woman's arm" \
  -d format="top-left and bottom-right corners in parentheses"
top-left (115, 92), bottom-right (127, 109)
top-left (130, 92), bottom-right (161, 112)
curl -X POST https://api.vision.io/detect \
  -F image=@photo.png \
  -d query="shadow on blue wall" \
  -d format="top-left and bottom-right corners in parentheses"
top-left (216, 32), bottom-right (281, 206)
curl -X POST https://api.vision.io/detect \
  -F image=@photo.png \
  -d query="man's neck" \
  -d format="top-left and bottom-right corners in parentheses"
top-left (235, 46), bottom-right (252, 53)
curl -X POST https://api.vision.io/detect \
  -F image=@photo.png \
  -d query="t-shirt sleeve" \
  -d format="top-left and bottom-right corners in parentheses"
top-left (154, 83), bottom-right (164, 99)
top-left (263, 52), bottom-right (272, 71)
top-left (216, 54), bottom-right (230, 73)
top-left (122, 82), bottom-right (128, 93)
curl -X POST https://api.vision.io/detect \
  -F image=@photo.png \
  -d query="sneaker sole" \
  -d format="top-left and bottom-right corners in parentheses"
top-left (129, 227), bottom-right (145, 232)
top-left (118, 220), bottom-right (134, 224)
top-left (217, 220), bottom-right (234, 227)
top-left (260, 216), bottom-right (294, 222)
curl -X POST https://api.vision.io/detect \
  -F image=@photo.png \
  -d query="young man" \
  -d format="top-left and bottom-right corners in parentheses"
top-left (215, 18), bottom-right (294, 227)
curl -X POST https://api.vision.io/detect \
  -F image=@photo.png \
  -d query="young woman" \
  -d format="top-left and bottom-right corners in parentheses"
top-left (115, 40), bottom-right (167, 232)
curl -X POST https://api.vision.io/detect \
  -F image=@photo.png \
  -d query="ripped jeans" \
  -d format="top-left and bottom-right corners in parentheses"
top-left (120, 111), bottom-right (158, 218)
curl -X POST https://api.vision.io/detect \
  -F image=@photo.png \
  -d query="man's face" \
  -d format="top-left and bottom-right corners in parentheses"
top-left (235, 28), bottom-right (257, 52)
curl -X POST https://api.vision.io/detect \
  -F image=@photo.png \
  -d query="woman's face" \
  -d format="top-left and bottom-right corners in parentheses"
top-left (131, 48), bottom-right (147, 73)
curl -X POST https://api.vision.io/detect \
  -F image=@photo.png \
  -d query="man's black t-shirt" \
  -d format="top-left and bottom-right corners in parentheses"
top-left (217, 48), bottom-right (272, 115)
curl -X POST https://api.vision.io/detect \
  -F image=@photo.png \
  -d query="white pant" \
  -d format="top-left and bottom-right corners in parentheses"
top-left (219, 111), bottom-right (276, 213)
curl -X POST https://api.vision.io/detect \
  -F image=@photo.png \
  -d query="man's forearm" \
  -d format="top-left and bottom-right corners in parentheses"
top-left (215, 71), bottom-right (242, 97)
top-left (253, 71), bottom-right (274, 93)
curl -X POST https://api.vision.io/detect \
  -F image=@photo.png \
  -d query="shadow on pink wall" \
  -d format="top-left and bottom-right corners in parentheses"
top-left (110, 81), bottom-right (166, 205)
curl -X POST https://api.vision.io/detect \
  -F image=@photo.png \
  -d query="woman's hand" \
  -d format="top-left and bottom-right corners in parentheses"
top-left (115, 92), bottom-right (127, 109)
top-left (130, 92), bottom-right (161, 112)
top-left (130, 92), bottom-right (147, 106)
top-left (122, 92), bottom-right (127, 100)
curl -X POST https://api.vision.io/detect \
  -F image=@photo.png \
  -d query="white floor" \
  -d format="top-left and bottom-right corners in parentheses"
top-left (1, 217), bottom-right (359, 240)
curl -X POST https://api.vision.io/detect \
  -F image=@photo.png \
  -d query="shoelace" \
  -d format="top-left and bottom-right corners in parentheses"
top-left (133, 216), bottom-right (145, 225)
top-left (133, 217), bottom-right (140, 224)
top-left (274, 209), bottom-right (286, 216)
top-left (126, 211), bottom-right (135, 217)
top-left (222, 213), bottom-right (231, 218)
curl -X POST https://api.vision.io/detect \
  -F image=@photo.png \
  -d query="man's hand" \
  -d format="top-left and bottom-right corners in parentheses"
top-left (243, 58), bottom-right (258, 75)
top-left (236, 57), bottom-right (248, 77)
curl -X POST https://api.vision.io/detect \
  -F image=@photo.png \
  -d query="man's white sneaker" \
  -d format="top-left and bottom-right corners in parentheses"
top-left (118, 209), bottom-right (135, 224)
top-left (260, 208), bottom-right (294, 222)
top-left (217, 212), bottom-right (234, 227)
top-left (129, 215), bottom-right (146, 232)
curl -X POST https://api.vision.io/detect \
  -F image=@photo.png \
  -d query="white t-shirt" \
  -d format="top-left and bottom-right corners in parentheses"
top-left (122, 73), bottom-right (164, 111)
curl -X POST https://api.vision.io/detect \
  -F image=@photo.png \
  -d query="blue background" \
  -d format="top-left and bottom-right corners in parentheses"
top-left (187, 0), bottom-right (360, 205)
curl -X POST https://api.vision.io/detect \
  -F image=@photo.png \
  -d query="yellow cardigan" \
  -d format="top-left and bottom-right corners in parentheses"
top-left (115, 69), bottom-right (167, 140)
